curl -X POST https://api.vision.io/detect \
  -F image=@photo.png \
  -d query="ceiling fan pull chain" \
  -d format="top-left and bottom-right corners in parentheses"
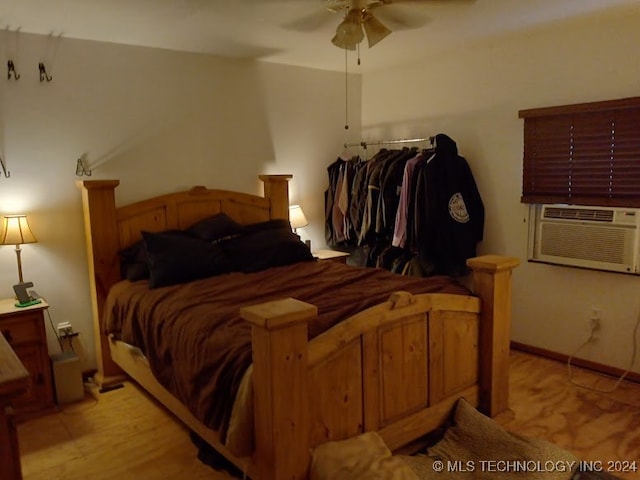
top-left (344, 47), bottom-right (349, 130)
top-left (357, 43), bottom-right (361, 65)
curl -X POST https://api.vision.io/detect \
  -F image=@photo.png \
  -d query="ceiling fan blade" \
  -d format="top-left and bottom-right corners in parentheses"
top-left (379, 0), bottom-right (476, 4)
top-left (280, 0), bottom-right (355, 32)
top-left (325, 0), bottom-right (351, 12)
top-left (372, 5), bottom-right (431, 30)
top-left (282, 8), bottom-right (337, 32)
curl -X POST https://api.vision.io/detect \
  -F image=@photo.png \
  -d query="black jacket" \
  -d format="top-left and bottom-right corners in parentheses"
top-left (412, 134), bottom-right (484, 276)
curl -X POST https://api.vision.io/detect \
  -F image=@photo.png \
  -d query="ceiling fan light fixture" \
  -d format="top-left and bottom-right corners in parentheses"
top-left (362, 11), bottom-right (391, 48)
top-left (331, 8), bottom-right (364, 50)
top-left (331, 32), bottom-right (358, 50)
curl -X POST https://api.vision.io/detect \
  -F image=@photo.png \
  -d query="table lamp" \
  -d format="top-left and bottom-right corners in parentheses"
top-left (288, 205), bottom-right (308, 234)
top-left (1, 214), bottom-right (37, 284)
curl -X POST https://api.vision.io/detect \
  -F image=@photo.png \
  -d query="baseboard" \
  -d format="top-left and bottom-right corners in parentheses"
top-left (510, 341), bottom-right (640, 385)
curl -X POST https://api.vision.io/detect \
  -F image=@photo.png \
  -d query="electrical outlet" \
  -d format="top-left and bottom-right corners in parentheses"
top-left (587, 306), bottom-right (601, 341)
top-left (57, 321), bottom-right (73, 338)
top-left (587, 305), bottom-right (602, 342)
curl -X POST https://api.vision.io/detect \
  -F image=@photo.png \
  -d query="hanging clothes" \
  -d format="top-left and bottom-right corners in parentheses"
top-left (376, 147), bottom-right (418, 238)
top-left (325, 134), bottom-right (483, 276)
top-left (392, 152), bottom-right (428, 248)
top-left (410, 134), bottom-right (484, 276)
top-left (325, 156), bottom-right (365, 248)
top-left (325, 158), bottom-right (344, 247)
top-left (358, 149), bottom-right (392, 245)
top-left (348, 159), bottom-right (370, 242)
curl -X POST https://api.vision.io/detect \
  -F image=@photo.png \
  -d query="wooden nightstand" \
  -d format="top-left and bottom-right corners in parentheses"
top-left (313, 249), bottom-right (350, 264)
top-left (0, 298), bottom-right (55, 418)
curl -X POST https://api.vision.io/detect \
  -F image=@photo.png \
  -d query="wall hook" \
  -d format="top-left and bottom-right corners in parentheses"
top-left (38, 62), bottom-right (53, 82)
top-left (0, 155), bottom-right (10, 178)
top-left (7, 60), bottom-right (20, 80)
top-left (75, 157), bottom-right (92, 177)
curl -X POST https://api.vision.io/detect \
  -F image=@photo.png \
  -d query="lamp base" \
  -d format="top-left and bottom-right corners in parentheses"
top-left (15, 298), bottom-right (42, 308)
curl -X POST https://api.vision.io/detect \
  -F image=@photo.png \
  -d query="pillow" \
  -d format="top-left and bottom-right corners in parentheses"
top-left (142, 230), bottom-right (229, 288)
top-left (401, 398), bottom-right (578, 480)
top-left (118, 229), bottom-right (185, 281)
top-left (186, 213), bottom-right (243, 242)
top-left (240, 218), bottom-right (292, 234)
top-left (118, 240), bottom-right (149, 281)
top-left (220, 225), bottom-right (314, 273)
top-left (310, 432), bottom-right (418, 480)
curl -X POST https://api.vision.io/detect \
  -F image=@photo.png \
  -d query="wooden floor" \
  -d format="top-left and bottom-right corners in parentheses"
top-left (495, 350), bottom-right (640, 480)
top-left (17, 383), bottom-right (236, 480)
top-left (18, 350), bottom-right (640, 479)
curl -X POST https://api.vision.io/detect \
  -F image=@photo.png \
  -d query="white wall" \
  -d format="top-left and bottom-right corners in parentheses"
top-left (0, 33), bottom-right (361, 371)
top-left (362, 5), bottom-right (640, 373)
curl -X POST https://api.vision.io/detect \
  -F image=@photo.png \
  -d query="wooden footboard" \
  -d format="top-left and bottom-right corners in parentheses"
top-left (241, 255), bottom-right (518, 480)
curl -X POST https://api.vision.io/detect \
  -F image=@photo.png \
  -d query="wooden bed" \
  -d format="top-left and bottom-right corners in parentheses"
top-left (78, 174), bottom-right (519, 480)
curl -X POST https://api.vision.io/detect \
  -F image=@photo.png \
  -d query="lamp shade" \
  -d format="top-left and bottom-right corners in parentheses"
top-left (331, 8), bottom-right (364, 50)
top-left (1, 215), bottom-right (37, 246)
top-left (289, 205), bottom-right (309, 230)
top-left (331, 32), bottom-right (358, 50)
top-left (363, 11), bottom-right (391, 48)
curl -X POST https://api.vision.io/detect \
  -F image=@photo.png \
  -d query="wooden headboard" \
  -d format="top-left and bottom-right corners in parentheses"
top-left (77, 174), bottom-right (292, 380)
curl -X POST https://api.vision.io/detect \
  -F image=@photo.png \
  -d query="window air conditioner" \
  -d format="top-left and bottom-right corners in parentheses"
top-left (529, 204), bottom-right (640, 274)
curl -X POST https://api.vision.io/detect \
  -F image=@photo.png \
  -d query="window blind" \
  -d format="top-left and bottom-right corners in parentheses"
top-left (519, 97), bottom-right (640, 207)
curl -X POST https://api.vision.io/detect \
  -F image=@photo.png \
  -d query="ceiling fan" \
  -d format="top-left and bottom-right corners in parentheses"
top-left (313, 0), bottom-right (469, 50)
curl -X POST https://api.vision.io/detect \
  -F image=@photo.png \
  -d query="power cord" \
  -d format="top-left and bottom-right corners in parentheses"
top-left (567, 304), bottom-right (640, 393)
top-left (45, 306), bottom-right (65, 352)
top-left (45, 303), bottom-right (93, 411)
top-left (43, 300), bottom-right (78, 353)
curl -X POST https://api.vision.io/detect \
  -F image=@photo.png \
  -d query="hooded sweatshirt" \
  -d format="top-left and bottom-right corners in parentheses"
top-left (411, 134), bottom-right (484, 276)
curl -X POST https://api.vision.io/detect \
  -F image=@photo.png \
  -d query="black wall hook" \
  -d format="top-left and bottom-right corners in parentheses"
top-left (7, 60), bottom-right (20, 80)
top-left (75, 157), bottom-right (92, 177)
top-left (38, 62), bottom-right (53, 82)
top-left (0, 155), bottom-right (10, 178)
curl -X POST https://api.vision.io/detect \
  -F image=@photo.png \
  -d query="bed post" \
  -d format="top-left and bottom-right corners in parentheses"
top-left (241, 298), bottom-right (317, 480)
top-left (466, 255), bottom-right (520, 417)
top-left (77, 180), bottom-right (123, 383)
top-left (259, 174), bottom-right (292, 220)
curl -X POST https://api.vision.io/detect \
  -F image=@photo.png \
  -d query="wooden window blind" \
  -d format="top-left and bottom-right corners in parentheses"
top-left (519, 97), bottom-right (640, 207)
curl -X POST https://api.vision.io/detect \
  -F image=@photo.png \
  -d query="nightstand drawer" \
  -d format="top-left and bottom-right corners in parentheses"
top-left (0, 314), bottom-right (41, 346)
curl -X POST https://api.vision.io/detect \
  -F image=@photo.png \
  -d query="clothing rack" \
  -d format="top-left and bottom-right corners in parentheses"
top-left (343, 136), bottom-right (435, 149)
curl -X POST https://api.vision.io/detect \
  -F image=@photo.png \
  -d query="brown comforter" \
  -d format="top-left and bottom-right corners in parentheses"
top-left (103, 260), bottom-right (470, 439)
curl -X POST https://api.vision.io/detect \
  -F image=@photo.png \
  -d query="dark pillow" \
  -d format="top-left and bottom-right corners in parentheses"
top-left (118, 240), bottom-right (149, 281)
top-left (220, 225), bottom-right (314, 273)
top-left (142, 230), bottom-right (230, 288)
top-left (240, 218), bottom-right (292, 234)
top-left (186, 213), bottom-right (243, 242)
top-left (118, 229), bottom-right (185, 281)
